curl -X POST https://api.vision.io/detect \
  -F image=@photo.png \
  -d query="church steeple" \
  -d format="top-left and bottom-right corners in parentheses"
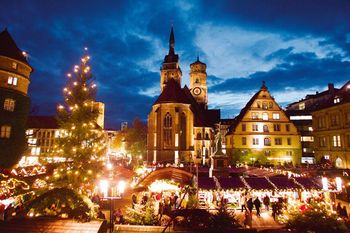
top-left (160, 27), bottom-right (182, 92)
top-left (169, 26), bottom-right (175, 55)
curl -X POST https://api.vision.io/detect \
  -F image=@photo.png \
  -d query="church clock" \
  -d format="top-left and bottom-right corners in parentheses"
top-left (193, 87), bottom-right (202, 96)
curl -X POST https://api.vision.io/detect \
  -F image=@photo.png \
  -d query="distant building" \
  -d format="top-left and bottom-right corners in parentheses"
top-left (0, 29), bottom-right (33, 168)
top-left (147, 27), bottom-right (220, 164)
top-left (121, 122), bottom-right (128, 132)
top-left (311, 81), bottom-right (350, 168)
top-left (225, 82), bottom-right (302, 165)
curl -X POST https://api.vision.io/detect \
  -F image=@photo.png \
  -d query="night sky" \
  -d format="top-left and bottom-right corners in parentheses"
top-left (1, 0), bottom-right (350, 129)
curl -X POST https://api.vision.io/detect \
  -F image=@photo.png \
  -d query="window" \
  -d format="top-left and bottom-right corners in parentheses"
top-left (330, 114), bottom-right (340, 126)
top-left (253, 138), bottom-right (259, 145)
top-left (269, 102), bottom-right (273, 108)
top-left (332, 135), bottom-right (341, 147)
top-left (7, 77), bottom-right (18, 86)
top-left (319, 137), bottom-right (327, 147)
top-left (272, 113), bottom-right (280, 120)
top-left (0, 125), bottom-right (11, 138)
top-left (273, 124), bottom-right (281, 131)
top-left (242, 124), bottom-right (246, 132)
top-left (334, 97), bottom-right (340, 104)
top-left (286, 124), bottom-right (290, 132)
top-left (286, 151), bottom-right (293, 156)
top-left (287, 138), bottom-right (292, 145)
top-left (257, 102), bottom-right (261, 108)
top-left (4, 98), bottom-right (15, 111)
top-left (263, 125), bottom-right (269, 132)
top-left (299, 103), bottom-right (305, 110)
top-left (205, 133), bottom-right (209, 140)
top-left (196, 132), bottom-right (201, 140)
top-left (264, 137), bottom-right (271, 146)
top-left (275, 138), bottom-right (282, 145)
top-left (318, 116), bottom-right (326, 129)
top-left (251, 112), bottom-right (259, 119)
top-left (263, 102), bottom-right (268, 109)
top-left (163, 113), bottom-right (172, 147)
top-left (242, 137), bottom-right (247, 145)
top-left (301, 136), bottom-right (314, 142)
top-left (262, 112), bottom-right (268, 120)
top-left (12, 62), bottom-right (17, 69)
top-left (252, 124), bottom-right (259, 132)
top-left (345, 112), bottom-right (350, 125)
top-left (265, 150), bottom-right (271, 156)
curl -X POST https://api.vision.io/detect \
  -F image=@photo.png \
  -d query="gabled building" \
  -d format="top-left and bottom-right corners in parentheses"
top-left (147, 28), bottom-right (220, 164)
top-left (0, 29), bottom-right (33, 168)
top-left (225, 82), bottom-right (301, 165)
top-left (311, 81), bottom-right (350, 168)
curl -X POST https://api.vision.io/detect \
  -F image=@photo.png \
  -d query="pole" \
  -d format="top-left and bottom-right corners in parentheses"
top-left (110, 198), bottom-right (113, 233)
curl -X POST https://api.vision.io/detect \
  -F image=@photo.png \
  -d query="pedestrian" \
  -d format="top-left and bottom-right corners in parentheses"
top-left (253, 197), bottom-right (261, 216)
top-left (272, 202), bottom-right (277, 220)
top-left (132, 194), bottom-right (137, 209)
top-left (247, 197), bottom-right (253, 214)
top-left (263, 195), bottom-right (270, 211)
top-left (158, 201), bottom-right (164, 220)
top-left (336, 202), bottom-right (342, 216)
top-left (241, 195), bottom-right (247, 212)
top-left (341, 206), bottom-right (348, 219)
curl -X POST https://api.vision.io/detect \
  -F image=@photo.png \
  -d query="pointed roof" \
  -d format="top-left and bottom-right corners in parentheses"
top-left (190, 56), bottom-right (206, 66)
top-left (0, 29), bottom-right (31, 67)
top-left (154, 79), bottom-right (191, 104)
top-left (163, 27), bottom-right (179, 63)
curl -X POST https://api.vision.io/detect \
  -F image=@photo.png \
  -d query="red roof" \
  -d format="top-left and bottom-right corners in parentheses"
top-left (0, 29), bottom-right (32, 68)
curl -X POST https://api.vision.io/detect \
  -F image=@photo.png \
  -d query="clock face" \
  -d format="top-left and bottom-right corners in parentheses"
top-left (193, 87), bottom-right (201, 96)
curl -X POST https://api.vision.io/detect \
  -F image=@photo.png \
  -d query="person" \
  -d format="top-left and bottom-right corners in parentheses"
top-left (241, 195), bottom-right (247, 212)
top-left (158, 201), bottom-right (164, 220)
top-left (114, 208), bottom-right (123, 224)
top-left (341, 206), bottom-right (348, 219)
top-left (336, 202), bottom-right (342, 216)
top-left (253, 197), bottom-right (261, 216)
top-left (263, 195), bottom-right (270, 211)
top-left (247, 197), bottom-right (253, 214)
top-left (97, 208), bottom-right (105, 219)
top-left (272, 202), bottom-right (277, 220)
top-left (244, 209), bottom-right (252, 228)
top-left (132, 194), bottom-right (137, 209)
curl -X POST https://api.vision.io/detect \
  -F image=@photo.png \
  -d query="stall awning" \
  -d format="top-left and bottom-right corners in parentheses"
top-left (244, 177), bottom-right (275, 190)
top-left (218, 177), bottom-right (246, 190)
top-left (198, 177), bottom-right (216, 189)
top-left (294, 177), bottom-right (322, 190)
top-left (269, 177), bottom-right (301, 189)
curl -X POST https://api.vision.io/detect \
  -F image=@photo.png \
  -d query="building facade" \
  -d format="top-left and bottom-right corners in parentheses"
top-left (312, 81), bottom-right (350, 168)
top-left (225, 83), bottom-right (302, 165)
top-left (147, 28), bottom-right (220, 164)
top-left (0, 29), bottom-right (33, 168)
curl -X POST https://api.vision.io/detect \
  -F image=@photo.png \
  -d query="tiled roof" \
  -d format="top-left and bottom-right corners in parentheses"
top-left (154, 79), bottom-right (192, 105)
top-left (0, 29), bottom-right (31, 67)
top-left (27, 116), bottom-right (58, 129)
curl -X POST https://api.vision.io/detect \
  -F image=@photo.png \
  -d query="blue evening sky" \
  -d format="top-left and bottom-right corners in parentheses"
top-left (1, 0), bottom-right (350, 129)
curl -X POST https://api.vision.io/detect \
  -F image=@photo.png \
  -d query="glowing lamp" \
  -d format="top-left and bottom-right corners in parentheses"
top-left (99, 180), bottom-right (109, 197)
top-left (335, 177), bottom-right (342, 191)
top-left (322, 177), bottom-right (328, 191)
top-left (118, 180), bottom-right (126, 195)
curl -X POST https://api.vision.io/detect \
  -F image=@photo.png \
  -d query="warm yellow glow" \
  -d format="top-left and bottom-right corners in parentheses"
top-left (118, 180), bottom-right (126, 194)
top-left (99, 180), bottom-right (109, 197)
top-left (336, 177), bottom-right (342, 191)
top-left (322, 177), bottom-right (328, 191)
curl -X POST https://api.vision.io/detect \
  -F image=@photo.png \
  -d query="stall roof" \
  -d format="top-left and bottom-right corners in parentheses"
top-left (294, 177), bottom-right (323, 190)
top-left (269, 177), bottom-right (301, 189)
top-left (244, 177), bottom-right (275, 190)
top-left (198, 177), bottom-right (216, 190)
top-left (218, 177), bottom-right (246, 190)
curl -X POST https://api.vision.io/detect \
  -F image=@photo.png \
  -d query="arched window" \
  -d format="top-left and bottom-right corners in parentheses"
top-left (163, 113), bottom-right (172, 147)
top-left (180, 113), bottom-right (186, 149)
top-left (263, 102), bottom-right (268, 109)
top-left (262, 112), bottom-right (268, 120)
top-left (197, 132), bottom-right (201, 140)
top-left (264, 137), bottom-right (271, 146)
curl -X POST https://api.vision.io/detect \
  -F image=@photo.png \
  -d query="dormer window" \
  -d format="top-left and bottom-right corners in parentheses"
top-left (299, 103), bottom-right (305, 110)
top-left (12, 62), bottom-right (18, 69)
top-left (334, 97), bottom-right (340, 104)
top-left (7, 77), bottom-right (18, 86)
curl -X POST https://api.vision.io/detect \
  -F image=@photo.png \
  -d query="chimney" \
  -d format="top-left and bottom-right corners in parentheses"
top-left (328, 83), bottom-right (334, 92)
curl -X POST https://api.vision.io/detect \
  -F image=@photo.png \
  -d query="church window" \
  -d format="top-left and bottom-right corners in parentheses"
top-left (180, 113), bottom-right (186, 149)
top-left (4, 98), bottom-right (15, 112)
top-left (0, 125), bottom-right (11, 138)
top-left (163, 113), bottom-right (172, 147)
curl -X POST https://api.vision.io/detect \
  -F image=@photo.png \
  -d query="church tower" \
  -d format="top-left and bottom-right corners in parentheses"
top-left (189, 56), bottom-right (208, 109)
top-left (160, 27), bottom-right (182, 92)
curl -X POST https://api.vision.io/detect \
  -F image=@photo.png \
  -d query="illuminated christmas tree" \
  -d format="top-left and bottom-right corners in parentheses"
top-left (56, 48), bottom-right (106, 187)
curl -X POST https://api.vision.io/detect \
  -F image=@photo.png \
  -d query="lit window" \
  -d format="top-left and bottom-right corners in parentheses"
top-left (299, 103), bottom-right (305, 110)
top-left (332, 135), bottom-right (341, 147)
top-left (253, 138), bottom-right (259, 145)
top-left (262, 112), bottom-right (268, 120)
top-left (264, 137), bottom-right (271, 146)
top-left (263, 125), bottom-right (269, 132)
top-left (12, 62), bottom-right (17, 69)
top-left (334, 97), bottom-right (340, 104)
top-left (308, 127), bottom-right (313, 131)
top-left (7, 77), bottom-right (18, 86)
top-left (272, 113), bottom-right (280, 120)
top-left (263, 102), bottom-right (268, 110)
top-left (0, 125), bottom-right (11, 138)
top-left (163, 113), bottom-right (172, 147)
top-left (251, 112), bottom-right (259, 119)
top-left (301, 136), bottom-right (314, 142)
top-left (4, 98), bottom-right (15, 111)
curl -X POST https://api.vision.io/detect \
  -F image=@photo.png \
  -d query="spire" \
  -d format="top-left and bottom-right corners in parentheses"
top-left (169, 27), bottom-right (175, 55)
top-left (261, 80), bottom-right (267, 90)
